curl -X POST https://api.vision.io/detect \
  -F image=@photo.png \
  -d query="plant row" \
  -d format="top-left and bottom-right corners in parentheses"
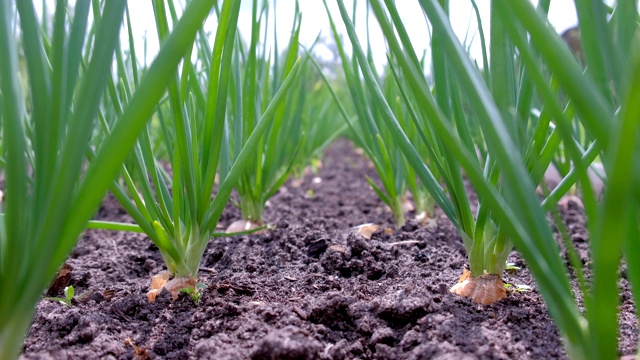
top-left (0, 1), bottom-right (638, 359)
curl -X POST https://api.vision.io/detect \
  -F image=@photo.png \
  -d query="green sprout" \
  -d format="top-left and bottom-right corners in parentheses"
top-left (504, 283), bottom-right (532, 293)
top-left (505, 262), bottom-right (521, 271)
top-left (306, 189), bottom-right (315, 198)
top-left (44, 286), bottom-right (75, 307)
top-left (179, 282), bottom-right (207, 305)
top-left (43, 286), bottom-right (91, 307)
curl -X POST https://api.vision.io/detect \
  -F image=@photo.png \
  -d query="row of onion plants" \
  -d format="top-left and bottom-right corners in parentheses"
top-left (227, 0), bottom-right (346, 231)
top-left (89, 0), bottom-right (345, 299)
top-left (90, 0), bottom-right (304, 299)
top-left (0, 0), bottom-right (219, 358)
top-left (335, 0), bottom-right (640, 359)
top-left (320, 0), bottom-right (437, 227)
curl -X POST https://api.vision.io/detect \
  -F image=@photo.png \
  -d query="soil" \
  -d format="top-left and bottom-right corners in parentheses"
top-left (21, 139), bottom-right (637, 359)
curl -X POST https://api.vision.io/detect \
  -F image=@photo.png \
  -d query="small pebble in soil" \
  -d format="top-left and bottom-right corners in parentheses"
top-left (437, 283), bottom-right (449, 295)
top-left (415, 250), bottom-right (429, 262)
top-left (143, 259), bottom-right (156, 272)
top-left (307, 238), bottom-right (328, 258)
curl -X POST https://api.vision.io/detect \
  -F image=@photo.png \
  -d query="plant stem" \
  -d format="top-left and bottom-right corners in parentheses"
top-left (390, 196), bottom-right (405, 228)
top-left (184, 226), bottom-right (210, 279)
top-left (239, 196), bottom-right (265, 225)
top-left (0, 305), bottom-right (35, 360)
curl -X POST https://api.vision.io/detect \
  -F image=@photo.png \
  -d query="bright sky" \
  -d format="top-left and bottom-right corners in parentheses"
top-left (39, 1), bottom-right (591, 69)
top-left (124, 0), bottom-right (583, 70)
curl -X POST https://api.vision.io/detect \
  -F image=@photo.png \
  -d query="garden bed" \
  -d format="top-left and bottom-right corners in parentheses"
top-left (21, 139), bottom-right (637, 359)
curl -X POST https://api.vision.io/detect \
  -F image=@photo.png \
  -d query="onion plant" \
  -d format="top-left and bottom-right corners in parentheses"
top-left (226, 0), bottom-right (304, 229)
top-left (95, 0), bottom-right (302, 297)
top-left (497, 1), bottom-right (640, 358)
top-left (337, 0), bottom-right (600, 302)
top-left (225, 2), bottom-right (347, 230)
top-left (321, 0), bottom-right (437, 227)
top-left (338, 0), bottom-right (640, 358)
top-left (0, 0), bottom-right (216, 358)
top-left (290, 49), bottom-right (348, 180)
top-left (331, 0), bottom-right (508, 300)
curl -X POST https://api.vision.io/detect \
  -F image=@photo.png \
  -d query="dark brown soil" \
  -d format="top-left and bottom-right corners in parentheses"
top-left (21, 139), bottom-right (637, 359)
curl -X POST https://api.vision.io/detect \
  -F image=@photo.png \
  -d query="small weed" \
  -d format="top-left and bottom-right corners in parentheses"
top-left (504, 283), bottom-right (532, 293)
top-left (45, 286), bottom-right (75, 306)
top-left (179, 282), bottom-right (207, 305)
top-left (506, 262), bottom-right (521, 271)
